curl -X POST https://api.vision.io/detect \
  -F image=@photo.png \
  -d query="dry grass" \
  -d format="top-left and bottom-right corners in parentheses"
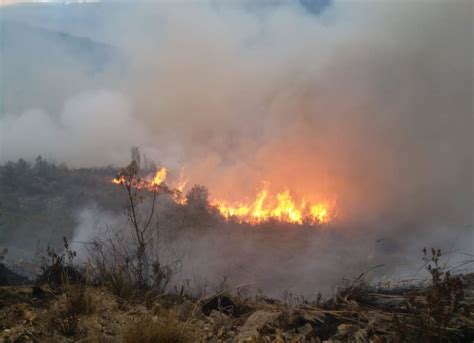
top-left (45, 304), bottom-right (78, 337)
top-left (84, 331), bottom-right (117, 343)
top-left (65, 285), bottom-right (96, 315)
top-left (106, 271), bottom-right (135, 301)
top-left (122, 311), bottom-right (192, 343)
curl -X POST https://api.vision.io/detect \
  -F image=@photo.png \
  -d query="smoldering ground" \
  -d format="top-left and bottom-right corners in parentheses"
top-left (0, 0), bottom-right (472, 294)
top-left (71, 190), bottom-right (473, 297)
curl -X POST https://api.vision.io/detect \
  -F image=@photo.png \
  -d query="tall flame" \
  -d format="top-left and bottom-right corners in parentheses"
top-left (150, 168), bottom-right (168, 187)
top-left (214, 184), bottom-right (335, 225)
top-left (112, 168), bottom-right (336, 226)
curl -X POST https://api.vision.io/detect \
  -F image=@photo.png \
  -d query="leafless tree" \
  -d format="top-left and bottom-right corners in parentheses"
top-left (115, 147), bottom-right (157, 287)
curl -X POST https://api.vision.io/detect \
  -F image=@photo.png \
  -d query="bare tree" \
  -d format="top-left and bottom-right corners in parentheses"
top-left (115, 148), bottom-right (157, 287)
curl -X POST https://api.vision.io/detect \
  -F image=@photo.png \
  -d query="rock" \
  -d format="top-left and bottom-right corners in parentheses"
top-left (239, 310), bottom-right (282, 337)
top-left (202, 295), bottom-right (236, 316)
top-left (210, 309), bottom-right (231, 326)
top-left (237, 329), bottom-right (260, 342)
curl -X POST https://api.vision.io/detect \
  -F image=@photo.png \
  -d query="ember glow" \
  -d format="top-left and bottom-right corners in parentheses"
top-left (112, 170), bottom-right (336, 225)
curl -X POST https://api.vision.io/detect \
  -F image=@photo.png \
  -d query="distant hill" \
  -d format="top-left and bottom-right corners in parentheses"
top-left (0, 1), bottom-right (331, 114)
top-left (0, 16), bottom-right (127, 114)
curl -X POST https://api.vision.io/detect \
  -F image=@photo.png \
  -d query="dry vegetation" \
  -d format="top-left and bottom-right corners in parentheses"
top-left (1, 153), bottom-right (472, 342)
top-left (121, 312), bottom-right (192, 343)
top-left (0, 256), bottom-right (473, 342)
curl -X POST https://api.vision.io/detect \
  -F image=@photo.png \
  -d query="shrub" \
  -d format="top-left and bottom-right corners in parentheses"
top-left (37, 238), bottom-right (82, 288)
top-left (393, 248), bottom-right (470, 342)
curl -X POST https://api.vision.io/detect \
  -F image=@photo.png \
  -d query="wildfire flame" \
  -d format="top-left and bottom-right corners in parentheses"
top-left (112, 169), bottom-right (336, 225)
top-left (176, 168), bottom-right (188, 193)
top-left (214, 185), bottom-right (334, 225)
top-left (150, 168), bottom-right (168, 187)
top-left (112, 167), bottom-right (169, 189)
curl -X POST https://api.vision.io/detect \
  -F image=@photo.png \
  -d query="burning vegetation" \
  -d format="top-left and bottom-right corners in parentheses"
top-left (112, 168), bottom-right (336, 226)
top-left (0, 152), bottom-right (473, 342)
top-left (0, 0), bottom-right (472, 340)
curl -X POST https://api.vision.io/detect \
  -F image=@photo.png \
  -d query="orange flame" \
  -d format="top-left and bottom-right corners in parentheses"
top-left (150, 168), bottom-right (168, 187)
top-left (111, 168), bottom-right (168, 189)
top-left (176, 168), bottom-right (188, 193)
top-left (214, 184), bottom-right (335, 225)
top-left (112, 169), bottom-right (336, 226)
top-left (111, 176), bottom-right (125, 185)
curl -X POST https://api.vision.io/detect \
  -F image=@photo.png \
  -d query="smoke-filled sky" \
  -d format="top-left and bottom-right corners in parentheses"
top-left (0, 0), bottom-right (472, 292)
top-left (0, 0), bottom-right (98, 5)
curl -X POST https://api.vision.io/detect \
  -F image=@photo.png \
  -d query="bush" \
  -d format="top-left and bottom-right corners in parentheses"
top-left (37, 238), bottom-right (82, 288)
top-left (122, 312), bottom-right (191, 343)
top-left (393, 248), bottom-right (470, 342)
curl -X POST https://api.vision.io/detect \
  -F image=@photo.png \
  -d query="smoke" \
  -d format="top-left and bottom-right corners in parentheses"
top-left (1, 0), bottom-right (472, 292)
top-left (1, 90), bottom-right (159, 166)
top-left (71, 200), bottom-right (472, 297)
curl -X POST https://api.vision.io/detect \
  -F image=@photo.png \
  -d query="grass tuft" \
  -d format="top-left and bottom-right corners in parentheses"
top-left (122, 311), bottom-right (191, 343)
top-left (65, 285), bottom-right (96, 315)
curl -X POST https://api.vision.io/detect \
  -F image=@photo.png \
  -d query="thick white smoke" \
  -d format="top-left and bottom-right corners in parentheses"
top-left (1, 0), bottom-right (472, 294)
top-left (1, 90), bottom-right (159, 166)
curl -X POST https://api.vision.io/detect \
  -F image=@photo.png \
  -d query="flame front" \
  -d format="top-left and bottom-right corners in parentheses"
top-left (112, 167), bottom-right (168, 189)
top-left (214, 185), bottom-right (335, 225)
top-left (112, 169), bottom-right (336, 226)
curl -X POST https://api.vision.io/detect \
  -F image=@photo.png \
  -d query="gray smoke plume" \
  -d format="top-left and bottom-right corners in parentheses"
top-left (1, 0), bottom-right (472, 294)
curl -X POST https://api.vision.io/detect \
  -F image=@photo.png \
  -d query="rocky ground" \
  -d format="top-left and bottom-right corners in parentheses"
top-left (0, 271), bottom-right (473, 343)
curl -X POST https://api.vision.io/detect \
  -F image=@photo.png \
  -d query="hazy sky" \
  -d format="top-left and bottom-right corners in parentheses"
top-left (1, 0), bottom-right (98, 4)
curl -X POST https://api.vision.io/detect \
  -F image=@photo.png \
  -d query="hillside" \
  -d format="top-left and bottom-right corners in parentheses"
top-left (0, 18), bottom-right (126, 114)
